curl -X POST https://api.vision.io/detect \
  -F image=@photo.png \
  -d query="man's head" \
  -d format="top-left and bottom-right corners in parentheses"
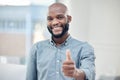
top-left (47, 3), bottom-right (72, 38)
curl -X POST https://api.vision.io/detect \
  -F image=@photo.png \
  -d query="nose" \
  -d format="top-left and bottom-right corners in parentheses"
top-left (52, 18), bottom-right (59, 26)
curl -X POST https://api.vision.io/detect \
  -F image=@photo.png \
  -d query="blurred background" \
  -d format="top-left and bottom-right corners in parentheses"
top-left (0, 0), bottom-right (120, 80)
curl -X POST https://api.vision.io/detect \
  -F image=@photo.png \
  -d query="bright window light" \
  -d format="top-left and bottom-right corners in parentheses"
top-left (0, 0), bottom-right (30, 6)
top-left (0, 0), bottom-right (55, 6)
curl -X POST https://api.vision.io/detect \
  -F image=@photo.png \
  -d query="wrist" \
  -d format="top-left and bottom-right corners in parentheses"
top-left (73, 69), bottom-right (85, 80)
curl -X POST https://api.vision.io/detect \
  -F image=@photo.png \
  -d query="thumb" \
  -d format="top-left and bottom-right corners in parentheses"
top-left (66, 49), bottom-right (72, 61)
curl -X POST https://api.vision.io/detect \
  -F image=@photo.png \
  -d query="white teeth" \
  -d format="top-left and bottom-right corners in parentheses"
top-left (53, 27), bottom-right (61, 30)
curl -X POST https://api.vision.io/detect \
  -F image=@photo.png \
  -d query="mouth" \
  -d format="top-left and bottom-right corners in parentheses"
top-left (52, 26), bottom-right (63, 34)
top-left (47, 23), bottom-right (69, 38)
top-left (52, 26), bottom-right (62, 30)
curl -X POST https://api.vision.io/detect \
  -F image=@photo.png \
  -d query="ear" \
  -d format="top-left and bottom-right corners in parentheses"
top-left (67, 15), bottom-right (72, 23)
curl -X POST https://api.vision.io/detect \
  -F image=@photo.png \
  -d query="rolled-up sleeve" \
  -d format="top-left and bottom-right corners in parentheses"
top-left (79, 42), bottom-right (96, 80)
top-left (26, 44), bottom-right (37, 80)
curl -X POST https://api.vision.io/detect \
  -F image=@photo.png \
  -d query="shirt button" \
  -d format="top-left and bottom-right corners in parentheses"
top-left (57, 60), bottom-right (60, 63)
top-left (58, 49), bottom-right (60, 52)
top-left (56, 71), bottom-right (59, 74)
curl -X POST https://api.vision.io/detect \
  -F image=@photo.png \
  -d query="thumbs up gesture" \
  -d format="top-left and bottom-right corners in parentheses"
top-left (66, 49), bottom-right (72, 61)
top-left (62, 49), bottom-right (76, 78)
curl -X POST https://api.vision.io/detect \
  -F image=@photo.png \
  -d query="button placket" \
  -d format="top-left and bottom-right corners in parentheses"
top-left (56, 49), bottom-right (61, 80)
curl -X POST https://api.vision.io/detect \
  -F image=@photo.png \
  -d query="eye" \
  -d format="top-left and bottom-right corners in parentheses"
top-left (57, 15), bottom-right (64, 20)
top-left (47, 17), bottom-right (53, 21)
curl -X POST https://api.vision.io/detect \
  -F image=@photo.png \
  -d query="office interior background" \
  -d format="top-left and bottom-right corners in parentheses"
top-left (0, 0), bottom-right (120, 80)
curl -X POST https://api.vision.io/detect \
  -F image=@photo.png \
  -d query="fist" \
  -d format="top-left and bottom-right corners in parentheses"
top-left (62, 49), bottom-right (76, 77)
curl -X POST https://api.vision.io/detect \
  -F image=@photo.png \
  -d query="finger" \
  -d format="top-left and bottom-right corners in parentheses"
top-left (66, 49), bottom-right (72, 61)
top-left (64, 74), bottom-right (73, 78)
top-left (62, 69), bottom-right (75, 74)
top-left (63, 71), bottom-right (74, 77)
top-left (63, 60), bottom-right (74, 65)
top-left (62, 65), bottom-right (75, 70)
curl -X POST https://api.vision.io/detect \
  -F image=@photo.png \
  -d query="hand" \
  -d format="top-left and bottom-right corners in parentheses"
top-left (62, 49), bottom-right (76, 77)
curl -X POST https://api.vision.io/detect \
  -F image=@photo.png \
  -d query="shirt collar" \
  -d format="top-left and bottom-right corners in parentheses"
top-left (49, 35), bottom-right (71, 46)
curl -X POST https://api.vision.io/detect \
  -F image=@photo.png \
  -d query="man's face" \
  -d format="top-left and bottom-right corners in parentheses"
top-left (47, 6), bottom-right (70, 38)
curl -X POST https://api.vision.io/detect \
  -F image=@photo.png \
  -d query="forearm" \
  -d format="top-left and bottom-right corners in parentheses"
top-left (73, 69), bottom-right (85, 80)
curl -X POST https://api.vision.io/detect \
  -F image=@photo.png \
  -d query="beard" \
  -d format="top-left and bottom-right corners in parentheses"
top-left (47, 23), bottom-right (69, 38)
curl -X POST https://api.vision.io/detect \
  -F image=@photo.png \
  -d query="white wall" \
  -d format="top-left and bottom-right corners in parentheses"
top-left (59, 0), bottom-right (120, 79)
top-left (89, 0), bottom-right (120, 78)
top-left (59, 0), bottom-right (90, 41)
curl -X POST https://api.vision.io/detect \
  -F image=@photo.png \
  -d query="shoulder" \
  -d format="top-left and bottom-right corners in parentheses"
top-left (70, 37), bottom-right (94, 51)
top-left (32, 39), bottom-right (49, 49)
top-left (71, 38), bottom-right (84, 44)
top-left (70, 37), bottom-right (86, 46)
top-left (81, 42), bottom-right (94, 52)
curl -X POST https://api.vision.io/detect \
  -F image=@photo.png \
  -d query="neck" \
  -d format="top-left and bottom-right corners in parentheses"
top-left (52, 32), bottom-right (69, 46)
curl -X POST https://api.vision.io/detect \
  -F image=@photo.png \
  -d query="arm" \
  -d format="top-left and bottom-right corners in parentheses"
top-left (62, 43), bottom-right (95, 80)
top-left (26, 44), bottom-right (37, 80)
top-left (77, 42), bottom-right (96, 80)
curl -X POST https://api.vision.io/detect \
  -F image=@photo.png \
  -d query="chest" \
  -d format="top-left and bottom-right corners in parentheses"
top-left (36, 46), bottom-right (82, 68)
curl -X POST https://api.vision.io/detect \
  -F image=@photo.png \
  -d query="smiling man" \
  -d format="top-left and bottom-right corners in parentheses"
top-left (47, 3), bottom-right (71, 44)
top-left (26, 3), bottom-right (95, 80)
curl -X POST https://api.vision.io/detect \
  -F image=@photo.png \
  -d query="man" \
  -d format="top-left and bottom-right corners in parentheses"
top-left (26, 2), bottom-right (95, 80)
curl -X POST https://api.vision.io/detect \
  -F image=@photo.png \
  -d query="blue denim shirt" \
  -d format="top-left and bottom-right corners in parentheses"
top-left (26, 36), bottom-right (95, 80)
